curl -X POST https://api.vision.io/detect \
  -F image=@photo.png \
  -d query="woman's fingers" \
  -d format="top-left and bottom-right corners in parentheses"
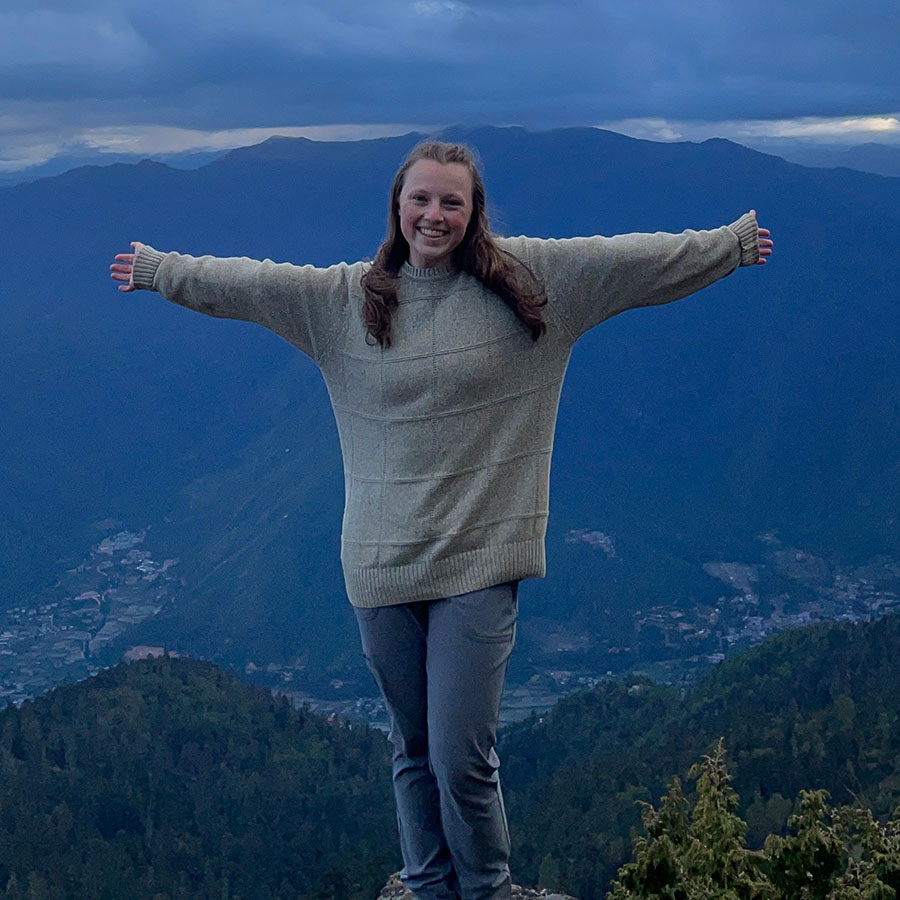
top-left (754, 219), bottom-right (773, 265)
top-left (110, 249), bottom-right (136, 291)
top-left (109, 262), bottom-right (134, 279)
top-left (110, 271), bottom-right (135, 291)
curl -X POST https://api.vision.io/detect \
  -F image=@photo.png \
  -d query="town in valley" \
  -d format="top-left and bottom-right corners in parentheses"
top-left (2, 523), bottom-right (898, 730)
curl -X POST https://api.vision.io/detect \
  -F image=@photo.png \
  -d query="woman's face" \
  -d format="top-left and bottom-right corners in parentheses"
top-left (398, 159), bottom-right (473, 268)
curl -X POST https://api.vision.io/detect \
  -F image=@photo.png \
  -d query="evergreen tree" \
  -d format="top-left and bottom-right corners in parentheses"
top-left (502, 613), bottom-right (900, 897)
top-left (609, 740), bottom-right (771, 900)
top-left (608, 746), bottom-right (900, 900)
top-left (764, 790), bottom-right (845, 898)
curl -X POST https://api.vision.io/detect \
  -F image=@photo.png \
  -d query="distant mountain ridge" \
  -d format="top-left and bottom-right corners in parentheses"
top-left (0, 148), bottom-right (225, 187)
top-left (1, 125), bottom-right (898, 695)
top-left (5, 133), bottom-right (897, 191)
top-left (742, 139), bottom-right (900, 178)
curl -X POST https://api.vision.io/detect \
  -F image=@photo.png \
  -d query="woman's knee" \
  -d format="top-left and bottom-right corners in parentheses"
top-left (430, 736), bottom-right (500, 798)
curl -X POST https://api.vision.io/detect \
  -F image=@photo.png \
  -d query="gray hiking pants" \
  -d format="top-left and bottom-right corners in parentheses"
top-left (354, 581), bottom-right (519, 900)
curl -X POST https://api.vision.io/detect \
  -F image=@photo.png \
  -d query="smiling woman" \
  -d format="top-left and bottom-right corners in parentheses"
top-left (399, 158), bottom-right (472, 268)
top-left (109, 138), bottom-right (772, 900)
top-left (359, 141), bottom-right (549, 350)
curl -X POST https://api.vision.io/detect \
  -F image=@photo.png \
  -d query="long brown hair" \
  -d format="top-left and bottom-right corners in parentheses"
top-left (361, 141), bottom-right (547, 348)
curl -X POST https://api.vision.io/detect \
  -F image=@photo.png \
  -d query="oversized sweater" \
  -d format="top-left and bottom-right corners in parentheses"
top-left (132, 213), bottom-right (759, 607)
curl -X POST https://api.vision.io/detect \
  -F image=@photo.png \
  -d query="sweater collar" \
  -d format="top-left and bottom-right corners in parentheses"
top-left (400, 261), bottom-right (458, 280)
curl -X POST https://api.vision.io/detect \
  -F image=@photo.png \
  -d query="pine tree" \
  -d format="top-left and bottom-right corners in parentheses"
top-left (683, 740), bottom-right (771, 900)
top-left (764, 790), bottom-right (845, 899)
top-left (608, 740), bottom-right (771, 900)
top-left (827, 805), bottom-right (900, 899)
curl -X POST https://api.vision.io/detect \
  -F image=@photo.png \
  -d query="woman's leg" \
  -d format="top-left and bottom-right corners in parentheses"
top-left (426, 581), bottom-right (518, 900)
top-left (354, 602), bottom-right (460, 900)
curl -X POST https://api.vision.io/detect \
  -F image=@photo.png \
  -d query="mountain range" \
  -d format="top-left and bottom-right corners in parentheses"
top-left (5, 136), bottom-right (900, 188)
top-left (745, 139), bottom-right (900, 178)
top-left (1, 125), bottom-right (898, 695)
top-left (0, 148), bottom-right (224, 187)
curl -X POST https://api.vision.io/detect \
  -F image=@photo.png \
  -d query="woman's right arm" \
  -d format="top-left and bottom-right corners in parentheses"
top-left (110, 242), bottom-right (356, 363)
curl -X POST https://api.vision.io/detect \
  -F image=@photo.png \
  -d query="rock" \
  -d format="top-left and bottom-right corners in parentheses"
top-left (376, 872), bottom-right (578, 900)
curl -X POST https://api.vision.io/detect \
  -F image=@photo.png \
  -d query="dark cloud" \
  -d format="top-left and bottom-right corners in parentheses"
top-left (0, 0), bottom-right (897, 134)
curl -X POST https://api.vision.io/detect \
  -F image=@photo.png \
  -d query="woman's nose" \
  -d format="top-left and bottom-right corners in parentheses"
top-left (425, 199), bottom-right (443, 219)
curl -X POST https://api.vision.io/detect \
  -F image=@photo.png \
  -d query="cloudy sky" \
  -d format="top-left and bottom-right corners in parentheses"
top-left (1, 0), bottom-right (899, 172)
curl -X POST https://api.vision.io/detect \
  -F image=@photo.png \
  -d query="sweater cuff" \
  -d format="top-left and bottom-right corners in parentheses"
top-left (727, 212), bottom-right (760, 267)
top-left (132, 246), bottom-right (167, 290)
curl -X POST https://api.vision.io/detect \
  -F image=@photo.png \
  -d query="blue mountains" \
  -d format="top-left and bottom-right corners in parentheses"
top-left (1, 126), bottom-right (898, 698)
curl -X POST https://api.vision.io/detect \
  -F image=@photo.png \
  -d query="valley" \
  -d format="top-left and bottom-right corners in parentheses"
top-left (3, 519), bottom-right (897, 732)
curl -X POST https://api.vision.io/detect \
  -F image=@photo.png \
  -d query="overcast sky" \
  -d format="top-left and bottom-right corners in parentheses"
top-left (1, 0), bottom-right (899, 172)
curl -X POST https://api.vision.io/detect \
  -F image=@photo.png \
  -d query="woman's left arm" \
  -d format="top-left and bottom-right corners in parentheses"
top-left (501, 211), bottom-right (774, 339)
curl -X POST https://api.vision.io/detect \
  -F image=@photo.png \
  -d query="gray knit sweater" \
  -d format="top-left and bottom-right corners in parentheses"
top-left (132, 213), bottom-right (759, 607)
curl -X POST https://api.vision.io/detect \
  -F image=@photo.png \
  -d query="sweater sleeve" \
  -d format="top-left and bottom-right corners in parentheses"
top-left (132, 245), bottom-right (356, 363)
top-left (498, 212), bottom-right (759, 340)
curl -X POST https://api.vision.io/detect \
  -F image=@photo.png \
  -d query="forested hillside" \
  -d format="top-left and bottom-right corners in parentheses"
top-left (0, 657), bottom-right (396, 900)
top-left (2, 613), bottom-right (898, 898)
top-left (501, 612), bottom-right (900, 898)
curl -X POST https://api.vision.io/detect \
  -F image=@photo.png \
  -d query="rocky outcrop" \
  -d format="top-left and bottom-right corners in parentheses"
top-left (377, 872), bottom-right (577, 900)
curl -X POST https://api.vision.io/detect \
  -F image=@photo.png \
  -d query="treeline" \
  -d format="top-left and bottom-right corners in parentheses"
top-left (501, 613), bottom-right (900, 898)
top-left (0, 657), bottom-right (397, 900)
top-left (1, 613), bottom-right (899, 899)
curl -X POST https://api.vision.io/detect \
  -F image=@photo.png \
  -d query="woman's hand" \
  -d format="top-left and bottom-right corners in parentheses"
top-left (750, 210), bottom-right (773, 265)
top-left (109, 241), bottom-right (145, 291)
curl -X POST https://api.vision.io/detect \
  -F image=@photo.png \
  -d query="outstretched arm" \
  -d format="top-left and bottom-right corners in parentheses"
top-left (109, 242), bottom-right (356, 363)
top-left (500, 211), bottom-right (773, 339)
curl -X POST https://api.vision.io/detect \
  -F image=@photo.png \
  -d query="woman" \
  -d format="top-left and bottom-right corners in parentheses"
top-left (111, 140), bottom-right (773, 900)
